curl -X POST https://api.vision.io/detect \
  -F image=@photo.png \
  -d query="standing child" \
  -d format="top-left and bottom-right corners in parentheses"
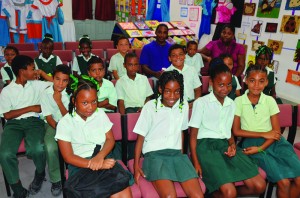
top-left (108, 36), bottom-right (130, 80)
top-left (233, 64), bottom-right (300, 198)
top-left (184, 41), bottom-right (204, 77)
top-left (115, 53), bottom-right (153, 115)
top-left (55, 77), bottom-right (132, 197)
top-left (0, 55), bottom-right (53, 197)
top-left (72, 35), bottom-right (97, 76)
top-left (166, 44), bottom-right (202, 108)
top-left (134, 70), bottom-right (204, 198)
top-left (35, 34), bottom-right (63, 78)
top-left (1, 46), bottom-right (19, 85)
top-left (40, 64), bottom-right (71, 196)
top-left (87, 57), bottom-right (117, 112)
top-left (189, 64), bottom-right (266, 197)
top-left (219, 53), bottom-right (241, 100)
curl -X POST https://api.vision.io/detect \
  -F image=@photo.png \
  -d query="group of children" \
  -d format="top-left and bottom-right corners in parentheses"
top-left (0, 25), bottom-right (299, 198)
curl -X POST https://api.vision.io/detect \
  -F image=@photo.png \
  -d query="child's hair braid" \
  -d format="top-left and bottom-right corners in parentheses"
top-left (245, 64), bottom-right (267, 78)
top-left (255, 45), bottom-right (273, 63)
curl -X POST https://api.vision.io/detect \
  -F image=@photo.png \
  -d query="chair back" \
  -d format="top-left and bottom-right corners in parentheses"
top-left (64, 41), bottom-right (79, 51)
top-left (201, 76), bottom-right (210, 95)
top-left (106, 113), bottom-right (122, 141)
top-left (278, 104), bottom-right (297, 144)
top-left (126, 113), bottom-right (141, 141)
top-left (297, 104), bottom-right (300, 127)
top-left (18, 139), bottom-right (26, 153)
top-left (92, 40), bottom-right (114, 50)
top-left (148, 78), bottom-right (154, 89)
top-left (53, 50), bottom-right (73, 63)
top-left (8, 43), bottom-right (35, 51)
top-left (106, 49), bottom-right (119, 61)
top-left (20, 51), bottom-right (40, 59)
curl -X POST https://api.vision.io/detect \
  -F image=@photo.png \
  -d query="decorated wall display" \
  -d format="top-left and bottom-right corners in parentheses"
top-left (267, 39), bottom-right (283, 54)
top-left (194, 0), bottom-right (202, 5)
top-left (285, 0), bottom-right (300, 10)
top-left (189, 7), bottom-right (199, 21)
top-left (271, 60), bottom-right (279, 73)
top-left (180, 7), bottom-right (188, 17)
top-left (256, 0), bottom-right (282, 18)
top-left (293, 39), bottom-right (300, 62)
top-left (252, 40), bottom-right (265, 51)
top-left (243, 3), bottom-right (256, 16)
top-left (265, 22), bottom-right (278, 33)
top-left (286, 69), bottom-right (300, 86)
top-left (280, 15), bottom-right (300, 34)
top-left (251, 20), bottom-right (263, 36)
top-left (179, 0), bottom-right (187, 5)
top-left (187, 0), bottom-right (194, 5)
top-left (247, 55), bottom-right (256, 67)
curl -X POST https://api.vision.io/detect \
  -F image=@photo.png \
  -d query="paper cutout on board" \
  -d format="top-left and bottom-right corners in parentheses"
top-left (286, 69), bottom-right (300, 86)
top-left (179, 0), bottom-right (187, 5)
top-left (189, 7), bottom-right (199, 21)
top-left (256, 0), bottom-right (281, 18)
top-left (247, 55), bottom-right (256, 67)
top-left (251, 20), bottom-right (263, 36)
top-left (252, 40), bottom-right (265, 51)
top-left (243, 3), bottom-right (256, 16)
top-left (265, 22), bottom-right (278, 33)
top-left (119, 22), bottom-right (137, 30)
top-left (267, 39), bottom-right (283, 54)
top-left (194, 0), bottom-right (202, 6)
top-left (285, 0), bottom-right (300, 10)
top-left (238, 33), bottom-right (247, 40)
top-left (293, 39), bottom-right (300, 62)
top-left (181, 7), bottom-right (188, 17)
top-left (271, 60), bottom-right (279, 73)
top-left (187, 0), bottom-right (194, 5)
top-left (280, 15), bottom-right (300, 34)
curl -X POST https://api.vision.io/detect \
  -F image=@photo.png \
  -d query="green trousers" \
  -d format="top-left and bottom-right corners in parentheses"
top-left (44, 124), bottom-right (61, 183)
top-left (0, 117), bottom-right (46, 184)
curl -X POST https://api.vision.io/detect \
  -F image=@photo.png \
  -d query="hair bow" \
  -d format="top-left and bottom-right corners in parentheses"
top-left (81, 75), bottom-right (100, 91)
top-left (70, 74), bottom-right (79, 91)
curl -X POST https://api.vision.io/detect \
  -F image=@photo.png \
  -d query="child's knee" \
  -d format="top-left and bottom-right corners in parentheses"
top-left (0, 148), bottom-right (15, 162)
top-left (220, 186), bottom-right (237, 198)
top-left (277, 179), bottom-right (291, 189)
top-left (44, 140), bottom-right (58, 154)
top-left (26, 143), bottom-right (45, 157)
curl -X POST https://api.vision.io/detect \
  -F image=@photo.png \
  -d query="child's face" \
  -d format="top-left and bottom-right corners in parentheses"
top-left (88, 63), bottom-right (105, 82)
top-left (155, 26), bottom-right (168, 44)
top-left (79, 43), bottom-right (91, 58)
top-left (159, 80), bottom-right (181, 108)
top-left (187, 44), bottom-right (197, 57)
top-left (223, 57), bottom-right (234, 71)
top-left (245, 71), bottom-right (268, 96)
top-left (41, 42), bottom-right (54, 59)
top-left (22, 63), bottom-right (37, 80)
top-left (4, 49), bottom-right (17, 65)
top-left (256, 54), bottom-right (270, 68)
top-left (212, 72), bottom-right (232, 103)
top-left (53, 71), bottom-right (69, 92)
top-left (74, 89), bottom-right (98, 121)
top-left (124, 57), bottom-right (139, 78)
top-left (117, 39), bottom-right (130, 55)
top-left (169, 48), bottom-right (185, 69)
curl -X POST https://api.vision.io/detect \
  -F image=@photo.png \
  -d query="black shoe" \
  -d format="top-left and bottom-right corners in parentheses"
top-left (51, 181), bottom-right (62, 197)
top-left (28, 172), bottom-right (45, 195)
top-left (13, 188), bottom-right (29, 198)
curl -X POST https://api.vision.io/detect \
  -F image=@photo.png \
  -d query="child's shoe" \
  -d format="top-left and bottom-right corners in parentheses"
top-left (28, 171), bottom-right (45, 195)
top-left (13, 188), bottom-right (29, 198)
top-left (51, 181), bottom-right (62, 196)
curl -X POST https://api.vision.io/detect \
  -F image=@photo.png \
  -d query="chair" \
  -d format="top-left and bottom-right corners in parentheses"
top-left (293, 105), bottom-right (300, 153)
top-left (106, 49), bottom-right (119, 61)
top-left (92, 40), bottom-right (114, 50)
top-left (20, 51), bottom-right (40, 59)
top-left (8, 43), bottom-right (35, 51)
top-left (64, 41), bottom-right (79, 51)
top-left (134, 48), bottom-right (142, 59)
top-left (75, 49), bottom-right (105, 59)
top-left (201, 76), bottom-right (210, 95)
top-left (200, 59), bottom-right (209, 76)
top-left (148, 78), bottom-right (154, 90)
top-left (52, 50), bottom-right (73, 65)
top-left (123, 113), bottom-right (206, 198)
top-left (38, 42), bottom-right (63, 50)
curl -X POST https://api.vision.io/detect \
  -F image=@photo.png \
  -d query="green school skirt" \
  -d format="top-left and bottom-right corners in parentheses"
top-left (142, 149), bottom-right (198, 182)
top-left (197, 139), bottom-right (259, 193)
top-left (241, 137), bottom-right (300, 183)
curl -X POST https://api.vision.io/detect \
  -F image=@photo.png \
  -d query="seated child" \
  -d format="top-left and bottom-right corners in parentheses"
top-left (115, 53), bottom-right (153, 115)
top-left (166, 44), bottom-right (202, 108)
top-left (87, 57), bottom-right (117, 112)
top-left (184, 41), bottom-right (204, 77)
top-left (35, 34), bottom-right (62, 78)
top-left (189, 64), bottom-right (266, 197)
top-left (108, 36), bottom-right (130, 80)
top-left (134, 70), bottom-right (204, 198)
top-left (233, 64), bottom-right (300, 198)
top-left (40, 64), bottom-right (71, 196)
top-left (55, 77), bottom-right (132, 197)
top-left (1, 46), bottom-right (19, 85)
top-left (72, 35), bottom-right (97, 76)
top-left (219, 53), bottom-right (241, 100)
top-left (0, 55), bottom-right (53, 197)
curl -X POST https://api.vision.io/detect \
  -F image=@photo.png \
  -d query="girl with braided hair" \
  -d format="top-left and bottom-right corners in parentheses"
top-left (55, 75), bottom-right (132, 197)
top-left (133, 70), bottom-right (204, 197)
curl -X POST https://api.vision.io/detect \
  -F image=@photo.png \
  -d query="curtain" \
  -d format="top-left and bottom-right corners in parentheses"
top-left (95, 0), bottom-right (115, 21)
top-left (72, 0), bottom-right (92, 20)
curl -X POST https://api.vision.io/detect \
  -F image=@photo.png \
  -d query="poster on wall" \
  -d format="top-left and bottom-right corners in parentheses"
top-left (285, 0), bottom-right (300, 10)
top-left (247, 55), bottom-right (256, 67)
top-left (293, 39), bottom-right (300, 62)
top-left (251, 20), bottom-right (263, 36)
top-left (267, 39), bottom-right (283, 54)
top-left (189, 7), bottom-right (199, 21)
top-left (194, 0), bottom-right (202, 6)
top-left (265, 22), bottom-right (278, 33)
top-left (256, 0), bottom-right (282, 18)
top-left (179, 0), bottom-right (186, 5)
top-left (286, 69), bottom-right (300, 86)
top-left (252, 40), bottom-right (265, 51)
top-left (187, 0), bottom-right (194, 5)
top-left (280, 15), bottom-right (300, 34)
top-left (271, 60), bottom-right (279, 73)
top-left (243, 3), bottom-right (256, 16)
top-left (181, 7), bottom-right (188, 17)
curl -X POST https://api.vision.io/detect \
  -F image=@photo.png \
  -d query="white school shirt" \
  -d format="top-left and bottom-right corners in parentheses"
top-left (98, 79), bottom-right (117, 112)
top-left (34, 54), bottom-right (63, 69)
top-left (55, 109), bottom-right (113, 158)
top-left (108, 52), bottom-right (127, 78)
top-left (0, 63), bottom-right (16, 83)
top-left (115, 73), bottom-right (153, 108)
top-left (184, 53), bottom-right (204, 76)
top-left (133, 98), bottom-right (189, 154)
top-left (189, 92), bottom-right (236, 139)
top-left (166, 64), bottom-right (202, 101)
top-left (0, 80), bottom-right (52, 119)
top-left (72, 53), bottom-right (97, 75)
top-left (40, 85), bottom-right (70, 122)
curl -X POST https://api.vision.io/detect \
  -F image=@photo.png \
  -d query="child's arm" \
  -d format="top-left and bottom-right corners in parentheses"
top-left (112, 70), bottom-right (120, 80)
top-left (98, 99), bottom-right (116, 111)
top-left (224, 134), bottom-right (236, 157)
top-left (36, 69), bottom-right (53, 82)
top-left (46, 115), bottom-right (57, 129)
top-left (3, 105), bottom-right (41, 120)
top-left (134, 135), bottom-right (146, 185)
top-left (53, 91), bottom-right (68, 116)
top-left (189, 127), bottom-right (202, 177)
top-left (118, 99), bottom-right (125, 115)
top-left (194, 87), bottom-right (202, 99)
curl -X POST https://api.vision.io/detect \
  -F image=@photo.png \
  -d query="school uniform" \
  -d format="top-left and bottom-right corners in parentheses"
top-left (134, 98), bottom-right (198, 182)
top-left (0, 80), bottom-right (52, 184)
top-left (0, 63), bottom-right (16, 84)
top-left (228, 75), bottom-right (241, 100)
top-left (184, 53), bottom-right (204, 76)
top-left (72, 53), bottom-right (97, 76)
top-left (40, 85), bottom-right (69, 183)
top-left (166, 64), bottom-right (202, 102)
top-left (108, 52), bottom-right (127, 78)
top-left (55, 109), bottom-right (130, 197)
top-left (97, 78), bottom-right (117, 112)
top-left (34, 54), bottom-right (63, 75)
top-left (235, 90), bottom-right (300, 182)
top-left (189, 92), bottom-right (259, 193)
top-left (115, 73), bottom-right (153, 112)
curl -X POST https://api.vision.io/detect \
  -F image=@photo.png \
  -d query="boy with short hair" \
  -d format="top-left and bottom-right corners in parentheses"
top-left (0, 55), bottom-right (52, 197)
top-left (185, 41), bottom-right (204, 77)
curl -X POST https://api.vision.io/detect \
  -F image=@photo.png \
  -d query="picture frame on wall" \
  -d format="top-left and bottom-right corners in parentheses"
top-left (243, 3), bottom-right (256, 16)
top-left (280, 15), bottom-right (300, 34)
top-left (256, 0), bottom-right (281, 18)
top-left (251, 20), bottom-right (263, 36)
top-left (265, 22), bottom-right (278, 33)
top-left (285, 0), bottom-right (300, 10)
